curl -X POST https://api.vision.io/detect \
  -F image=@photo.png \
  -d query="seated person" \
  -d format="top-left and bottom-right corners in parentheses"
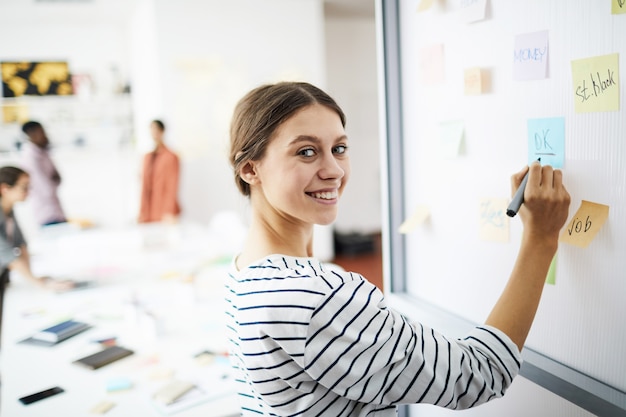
top-left (0, 166), bottom-right (73, 291)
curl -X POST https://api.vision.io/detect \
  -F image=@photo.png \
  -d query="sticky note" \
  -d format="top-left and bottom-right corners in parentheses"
top-left (560, 200), bottom-right (610, 248)
top-left (571, 53), bottom-right (620, 113)
top-left (2, 104), bottom-right (29, 124)
top-left (417, 0), bottom-right (435, 12)
top-left (106, 377), bottom-right (133, 392)
top-left (612, 0), bottom-right (626, 14)
top-left (513, 30), bottom-right (549, 80)
top-left (527, 117), bottom-right (565, 168)
top-left (90, 400), bottom-right (115, 414)
top-left (479, 198), bottom-right (509, 242)
top-left (464, 67), bottom-right (485, 95)
top-left (399, 205), bottom-right (430, 234)
top-left (419, 44), bottom-right (445, 84)
top-left (459, 0), bottom-right (487, 23)
top-left (439, 120), bottom-right (464, 158)
top-left (546, 254), bottom-right (557, 285)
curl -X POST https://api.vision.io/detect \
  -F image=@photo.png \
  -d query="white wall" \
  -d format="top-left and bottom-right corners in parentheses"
top-left (325, 16), bottom-right (382, 234)
top-left (1, 0), bottom-right (329, 239)
top-left (0, 5), bottom-right (137, 236)
top-left (130, 0), bottom-right (327, 227)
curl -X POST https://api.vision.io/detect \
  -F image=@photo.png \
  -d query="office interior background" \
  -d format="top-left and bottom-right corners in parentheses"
top-left (0, 0), bottom-right (382, 250)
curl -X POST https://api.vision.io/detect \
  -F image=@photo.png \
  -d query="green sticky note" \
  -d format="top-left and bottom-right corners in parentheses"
top-left (546, 254), bottom-right (557, 285)
top-left (438, 120), bottom-right (465, 158)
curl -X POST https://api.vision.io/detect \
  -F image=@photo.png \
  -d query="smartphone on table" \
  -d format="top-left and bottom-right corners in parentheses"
top-left (19, 386), bottom-right (64, 405)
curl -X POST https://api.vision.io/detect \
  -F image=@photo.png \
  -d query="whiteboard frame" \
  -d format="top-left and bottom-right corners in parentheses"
top-left (376, 0), bottom-right (626, 415)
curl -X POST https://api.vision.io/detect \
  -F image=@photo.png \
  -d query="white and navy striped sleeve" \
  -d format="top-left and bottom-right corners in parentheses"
top-left (304, 275), bottom-right (522, 409)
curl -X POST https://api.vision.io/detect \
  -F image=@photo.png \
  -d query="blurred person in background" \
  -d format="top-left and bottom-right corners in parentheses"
top-left (0, 167), bottom-right (73, 337)
top-left (20, 121), bottom-right (67, 227)
top-left (138, 119), bottom-right (181, 223)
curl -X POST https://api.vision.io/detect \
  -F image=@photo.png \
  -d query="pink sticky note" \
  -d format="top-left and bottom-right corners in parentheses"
top-left (419, 44), bottom-right (445, 84)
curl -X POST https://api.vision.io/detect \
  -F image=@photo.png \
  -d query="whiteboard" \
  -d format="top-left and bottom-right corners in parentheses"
top-left (377, 0), bottom-right (626, 415)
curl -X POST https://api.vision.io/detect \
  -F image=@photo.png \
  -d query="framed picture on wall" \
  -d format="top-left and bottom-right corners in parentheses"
top-left (1, 61), bottom-right (73, 97)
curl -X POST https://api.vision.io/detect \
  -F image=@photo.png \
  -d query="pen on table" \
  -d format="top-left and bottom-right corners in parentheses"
top-left (506, 158), bottom-right (540, 217)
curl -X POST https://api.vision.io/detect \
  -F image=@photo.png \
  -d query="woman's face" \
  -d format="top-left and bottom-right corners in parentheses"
top-left (150, 123), bottom-right (164, 144)
top-left (248, 104), bottom-right (350, 227)
top-left (4, 174), bottom-right (30, 204)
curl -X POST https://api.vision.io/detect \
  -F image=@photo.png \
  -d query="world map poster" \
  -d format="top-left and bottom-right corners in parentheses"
top-left (1, 61), bottom-right (73, 97)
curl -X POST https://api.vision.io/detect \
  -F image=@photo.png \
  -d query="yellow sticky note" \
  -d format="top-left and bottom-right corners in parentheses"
top-left (399, 205), bottom-right (430, 234)
top-left (560, 200), bottom-right (610, 248)
top-left (2, 104), bottom-right (29, 124)
top-left (612, 0), bottom-right (626, 14)
top-left (417, 0), bottom-right (435, 12)
top-left (571, 53), bottom-right (620, 113)
top-left (479, 198), bottom-right (509, 242)
top-left (464, 67), bottom-right (483, 95)
top-left (90, 400), bottom-right (115, 414)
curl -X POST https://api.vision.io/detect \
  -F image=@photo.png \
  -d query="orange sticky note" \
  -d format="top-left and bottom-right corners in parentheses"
top-left (464, 67), bottom-right (483, 95)
top-left (560, 200), bottom-right (609, 248)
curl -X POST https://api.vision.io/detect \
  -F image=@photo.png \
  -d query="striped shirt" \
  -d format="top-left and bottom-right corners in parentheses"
top-left (225, 255), bottom-right (521, 416)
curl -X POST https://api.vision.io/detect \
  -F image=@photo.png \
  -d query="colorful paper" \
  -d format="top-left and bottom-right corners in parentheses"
top-left (612, 0), bottom-right (626, 14)
top-left (546, 254), bottom-right (557, 285)
top-left (464, 67), bottom-right (484, 95)
top-left (438, 120), bottom-right (464, 158)
top-left (571, 53), bottom-right (620, 113)
top-left (560, 200), bottom-right (610, 248)
top-left (417, 0), bottom-right (435, 12)
top-left (399, 205), bottom-right (430, 234)
top-left (513, 30), bottom-right (549, 80)
top-left (419, 44), bottom-right (445, 84)
top-left (479, 198), bottom-right (509, 242)
top-left (459, 0), bottom-right (487, 23)
top-left (527, 117), bottom-right (565, 168)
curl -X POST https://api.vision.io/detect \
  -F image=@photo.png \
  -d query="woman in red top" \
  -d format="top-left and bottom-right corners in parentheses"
top-left (138, 120), bottom-right (181, 223)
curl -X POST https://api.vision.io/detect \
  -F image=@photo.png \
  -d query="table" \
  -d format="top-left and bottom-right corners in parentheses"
top-left (1, 222), bottom-right (241, 416)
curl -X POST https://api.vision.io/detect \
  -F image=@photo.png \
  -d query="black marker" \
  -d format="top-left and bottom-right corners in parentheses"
top-left (506, 159), bottom-right (540, 217)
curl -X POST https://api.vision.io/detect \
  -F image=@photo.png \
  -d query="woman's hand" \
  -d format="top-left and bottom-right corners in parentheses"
top-left (511, 161), bottom-right (571, 243)
top-left (38, 276), bottom-right (75, 292)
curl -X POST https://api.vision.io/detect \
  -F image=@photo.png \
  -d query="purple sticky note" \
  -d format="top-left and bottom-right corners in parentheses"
top-left (513, 30), bottom-right (549, 80)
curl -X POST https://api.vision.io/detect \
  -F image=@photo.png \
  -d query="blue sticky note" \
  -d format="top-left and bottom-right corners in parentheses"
top-left (106, 377), bottom-right (133, 392)
top-left (527, 117), bottom-right (565, 168)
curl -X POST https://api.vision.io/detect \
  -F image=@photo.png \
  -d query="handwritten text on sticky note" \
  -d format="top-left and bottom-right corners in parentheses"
top-left (513, 30), bottom-right (549, 80)
top-left (527, 117), bottom-right (565, 168)
top-left (612, 0), bottom-right (626, 14)
top-left (571, 53), bottom-right (620, 113)
top-left (479, 198), bottom-right (509, 242)
top-left (459, 0), bottom-right (487, 23)
top-left (560, 200), bottom-right (609, 248)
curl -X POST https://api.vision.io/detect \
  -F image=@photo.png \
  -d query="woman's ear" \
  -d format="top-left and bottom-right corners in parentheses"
top-left (239, 161), bottom-right (259, 186)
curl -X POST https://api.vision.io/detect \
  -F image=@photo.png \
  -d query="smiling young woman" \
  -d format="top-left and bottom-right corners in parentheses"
top-left (224, 81), bottom-right (570, 417)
